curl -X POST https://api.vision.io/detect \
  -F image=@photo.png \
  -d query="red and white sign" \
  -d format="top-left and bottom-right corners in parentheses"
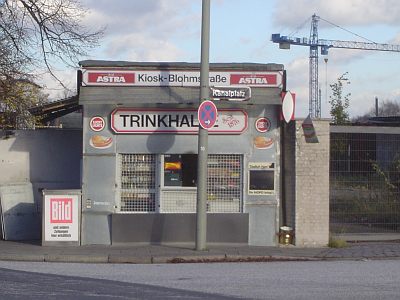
top-left (230, 74), bottom-right (278, 86)
top-left (82, 69), bottom-right (283, 88)
top-left (281, 92), bottom-right (296, 123)
top-left (50, 198), bottom-right (72, 223)
top-left (87, 71), bottom-right (135, 86)
top-left (110, 108), bottom-right (247, 134)
top-left (255, 117), bottom-right (271, 133)
top-left (89, 116), bottom-right (106, 132)
top-left (44, 194), bottom-right (79, 242)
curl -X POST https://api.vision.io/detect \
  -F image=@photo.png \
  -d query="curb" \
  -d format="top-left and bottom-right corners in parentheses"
top-left (108, 255), bottom-right (152, 264)
top-left (0, 254), bottom-right (45, 262)
top-left (44, 254), bottom-right (109, 263)
top-left (0, 253), bottom-right (321, 264)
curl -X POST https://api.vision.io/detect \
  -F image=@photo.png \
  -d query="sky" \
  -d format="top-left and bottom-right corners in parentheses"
top-left (42, 0), bottom-right (400, 119)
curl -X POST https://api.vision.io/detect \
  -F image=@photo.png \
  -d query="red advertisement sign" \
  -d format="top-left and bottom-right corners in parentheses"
top-left (87, 72), bottom-right (135, 84)
top-left (50, 198), bottom-right (73, 224)
top-left (90, 116), bottom-right (106, 132)
top-left (230, 74), bottom-right (278, 86)
top-left (255, 117), bottom-right (271, 133)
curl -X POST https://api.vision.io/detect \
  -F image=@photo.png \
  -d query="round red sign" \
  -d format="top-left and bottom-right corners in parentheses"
top-left (255, 117), bottom-right (271, 133)
top-left (90, 116), bottom-right (106, 132)
top-left (198, 100), bottom-right (218, 130)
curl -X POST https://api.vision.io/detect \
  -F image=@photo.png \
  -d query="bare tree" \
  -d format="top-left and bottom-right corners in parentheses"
top-left (0, 0), bottom-right (103, 127)
top-left (352, 99), bottom-right (400, 122)
top-left (0, 0), bottom-right (103, 83)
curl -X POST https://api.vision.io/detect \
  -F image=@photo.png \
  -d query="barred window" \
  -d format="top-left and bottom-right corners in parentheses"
top-left (207, 154), bottom-right (242, 212)
top-left (118, 154), bottom-right (156, 212)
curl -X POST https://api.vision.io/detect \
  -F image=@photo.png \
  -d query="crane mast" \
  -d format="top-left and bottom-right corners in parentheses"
top-left (309, 14), bottom-right (320, 118)
top-left (272, 14), bottom-right (400, 119)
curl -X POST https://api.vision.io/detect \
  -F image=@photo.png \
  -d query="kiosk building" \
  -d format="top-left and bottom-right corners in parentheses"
top-left (79, 61), bottom-right (286, 246)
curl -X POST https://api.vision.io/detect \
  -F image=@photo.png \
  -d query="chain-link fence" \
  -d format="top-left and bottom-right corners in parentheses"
top-left (330, 127), bottom-right (400, 234)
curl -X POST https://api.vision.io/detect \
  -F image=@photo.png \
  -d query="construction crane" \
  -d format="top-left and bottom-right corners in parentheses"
top-left (272, 14), bottom-right (400, 119)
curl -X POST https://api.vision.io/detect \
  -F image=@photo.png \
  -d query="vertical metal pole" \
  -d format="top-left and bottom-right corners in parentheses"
top-left (196, 0), bottom-right (210, 251)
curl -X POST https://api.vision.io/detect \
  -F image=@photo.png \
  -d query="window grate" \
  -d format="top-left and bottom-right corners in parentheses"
top-left (207, 154), bottom-right (242, 212)
top-left (119, 154), bottom-right (156, 212)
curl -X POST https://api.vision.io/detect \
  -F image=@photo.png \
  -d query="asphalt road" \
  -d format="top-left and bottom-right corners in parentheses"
top-left (0, 260), bottom-right (399, 299)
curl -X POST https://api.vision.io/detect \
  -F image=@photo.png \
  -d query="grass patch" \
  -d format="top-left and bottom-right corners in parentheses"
top-left (328, 237), bottom-right (348, 248)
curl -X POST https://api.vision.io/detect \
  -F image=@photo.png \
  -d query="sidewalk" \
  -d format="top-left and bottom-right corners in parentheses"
top-left (0, 240), bottom-right (400, 263)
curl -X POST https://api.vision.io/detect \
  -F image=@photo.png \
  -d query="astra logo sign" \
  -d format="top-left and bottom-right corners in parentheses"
top-left (82, 70), bottom-right (282, 87)
top-left (230, 74), bottom-right (278, 85)
top-left (87, 72), bottom-right (135, 84)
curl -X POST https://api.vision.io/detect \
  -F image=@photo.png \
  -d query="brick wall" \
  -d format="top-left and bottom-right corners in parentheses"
top-left (283, 119), bottom-right (330, 247)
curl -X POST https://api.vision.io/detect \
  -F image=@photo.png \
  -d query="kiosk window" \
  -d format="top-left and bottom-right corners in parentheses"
top-left (161, 154), bottom-right (243, 213)
top-left (164, 154), bottom-right (197, 187)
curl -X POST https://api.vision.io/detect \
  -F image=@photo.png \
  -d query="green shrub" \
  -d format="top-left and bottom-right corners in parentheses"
top-left (328, 237), bottom-right (348, 248)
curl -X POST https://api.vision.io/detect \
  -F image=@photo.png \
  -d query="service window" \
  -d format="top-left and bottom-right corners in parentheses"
top-left (161, 154), bottom-right (243, 213)
top-left (164, 154), bottom-right (197, 187)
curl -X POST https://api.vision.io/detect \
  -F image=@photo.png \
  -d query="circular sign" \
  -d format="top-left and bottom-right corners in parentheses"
top-left (282, 92), bottom-right (295, 123)
top-left (90, 116), bottom-right (106, 132)
top-left (198, 100), bottom-right (218, 130)
top-left (255, 117), bottom-right (271, 133)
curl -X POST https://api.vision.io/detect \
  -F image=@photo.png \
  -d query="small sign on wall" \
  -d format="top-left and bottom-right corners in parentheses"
top-left (42, 190), bottom-right (81, 246)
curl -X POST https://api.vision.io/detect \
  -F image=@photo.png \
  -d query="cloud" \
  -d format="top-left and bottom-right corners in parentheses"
top-left (273, 0), bottom-right (400, 27)
top-left (284, 57), bottom-right (309, 117)
top-left (104, 33), bottom-right (185, 61)
top-left (80, 0), bottom-right (200, 62)
top-left (36, 68), bottom-right (77, 101)
top-left (82, 0), bottom-right (199, 38)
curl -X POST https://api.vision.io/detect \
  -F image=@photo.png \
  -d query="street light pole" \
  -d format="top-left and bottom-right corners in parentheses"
top-left (196, 0), bottom-right (210, 251)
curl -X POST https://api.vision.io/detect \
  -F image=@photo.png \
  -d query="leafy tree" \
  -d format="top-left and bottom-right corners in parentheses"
top-left (0, 79), bottom-right (48, 128)
top-left (329, 72), bottom-right (351, 124)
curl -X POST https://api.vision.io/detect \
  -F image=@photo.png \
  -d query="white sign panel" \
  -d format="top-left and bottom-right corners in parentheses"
top-left (82, 69), bottom-right (282, 88)
top-left (44, 194), bottom-right (79, 242)
top-left (210, 86), bottom-right (251, 101)
top-left (111, 108), bottom-right (248, 134)
top-left (282, 91), bottom-right (295, 123)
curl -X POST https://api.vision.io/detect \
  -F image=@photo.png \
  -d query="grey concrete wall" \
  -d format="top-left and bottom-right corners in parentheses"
top-left (112, 213), bottom-right (249, 244)
top-left (290, 119), bottom-right (330, 247)
top-left (0, 129), bottom-right (82, 210)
